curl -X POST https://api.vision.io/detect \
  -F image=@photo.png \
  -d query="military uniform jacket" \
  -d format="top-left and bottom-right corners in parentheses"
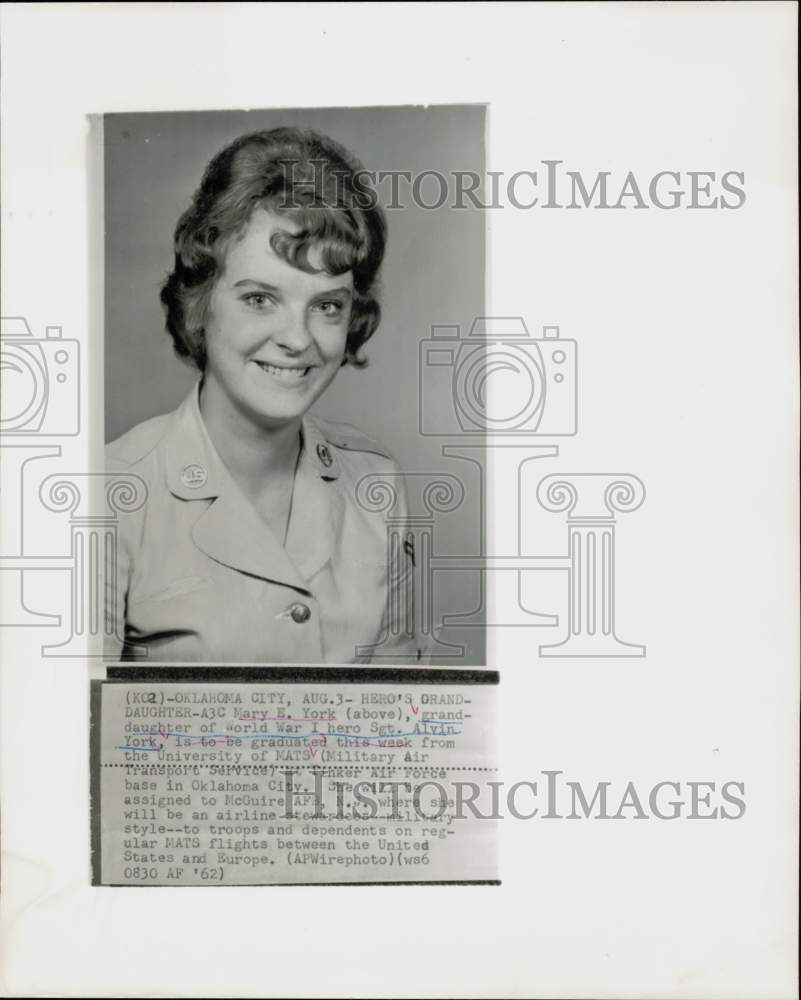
top-left (105, 384), bottom-right (421, 663)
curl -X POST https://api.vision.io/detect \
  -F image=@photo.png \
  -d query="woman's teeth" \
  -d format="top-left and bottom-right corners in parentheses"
top-left (255, 361), bottom-right (310, 380)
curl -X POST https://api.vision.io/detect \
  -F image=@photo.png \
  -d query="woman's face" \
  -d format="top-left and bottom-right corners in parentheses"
top-left (202, 208), bottom-right (353, 432)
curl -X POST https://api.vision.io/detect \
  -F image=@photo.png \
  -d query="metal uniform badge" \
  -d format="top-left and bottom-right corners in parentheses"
top-left (180, 463), bottom-right (208, 488)
top-left (316, 443), bottom-right (333, 468)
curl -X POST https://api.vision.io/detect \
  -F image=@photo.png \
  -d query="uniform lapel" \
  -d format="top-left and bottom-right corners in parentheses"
top-left (191, 487), bottom-right (310, 593)
top-left (284, 415), bottom-right (345, 582)
top-left (164, 383), bottom-right (310, 594)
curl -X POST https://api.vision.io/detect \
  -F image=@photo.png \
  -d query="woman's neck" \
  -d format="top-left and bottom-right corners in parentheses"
top-left (198, 379), bottom-right (302, 494)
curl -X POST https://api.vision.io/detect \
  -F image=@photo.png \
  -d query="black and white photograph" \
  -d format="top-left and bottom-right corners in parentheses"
top-left (103, 106), bottom-right (486, 665)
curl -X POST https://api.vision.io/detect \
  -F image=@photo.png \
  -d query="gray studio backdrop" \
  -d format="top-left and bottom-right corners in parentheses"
top-left (103, 105), bottom-right (485, 664)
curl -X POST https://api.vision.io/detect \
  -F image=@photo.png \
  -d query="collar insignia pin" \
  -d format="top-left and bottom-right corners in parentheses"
top-left (316, 443), bottom-right (333, 468)
top-left (181, 463), bottom-right (208, 488)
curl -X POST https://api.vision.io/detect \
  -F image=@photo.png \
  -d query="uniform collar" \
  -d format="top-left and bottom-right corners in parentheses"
top-left (299, 412), bottom-right (341, 482)
top-left (165, 382), bottom-right (340, 501)
top-left (163, 382), bottom-right (344, 589)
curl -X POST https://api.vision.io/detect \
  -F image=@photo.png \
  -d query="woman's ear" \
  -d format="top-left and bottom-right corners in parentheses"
top-left (187, 326), bottom-right (207, 371)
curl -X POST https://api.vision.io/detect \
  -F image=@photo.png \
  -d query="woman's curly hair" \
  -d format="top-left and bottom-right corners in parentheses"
top-left (160, 127), bottom-right (387, 369)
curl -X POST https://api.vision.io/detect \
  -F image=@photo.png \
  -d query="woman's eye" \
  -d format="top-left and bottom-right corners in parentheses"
top-left (314, 300), bottom-right (344, 317)
top-left (242, 293), bottom-right (273, 310)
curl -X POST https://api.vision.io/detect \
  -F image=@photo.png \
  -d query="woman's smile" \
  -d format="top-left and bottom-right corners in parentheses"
top-left (251, 359), bottom-right (314, 382)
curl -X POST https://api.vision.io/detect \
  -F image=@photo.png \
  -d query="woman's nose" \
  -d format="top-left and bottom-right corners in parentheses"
top-left (274, 309), bottom-right (313, 354)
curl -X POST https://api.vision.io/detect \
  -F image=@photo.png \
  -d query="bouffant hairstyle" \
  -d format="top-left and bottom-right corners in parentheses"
top-left (160, 127), bottom-right (387, 369)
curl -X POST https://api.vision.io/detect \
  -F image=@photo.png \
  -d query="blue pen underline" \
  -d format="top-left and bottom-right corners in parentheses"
top-left (115, 722), bottom-right (462, 752)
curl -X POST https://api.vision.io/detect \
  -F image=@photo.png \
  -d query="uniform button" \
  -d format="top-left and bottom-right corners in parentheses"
top-left (289, 602), bottom-right (311, 624)
top-left (316, 442), bottom-right (333, 468)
